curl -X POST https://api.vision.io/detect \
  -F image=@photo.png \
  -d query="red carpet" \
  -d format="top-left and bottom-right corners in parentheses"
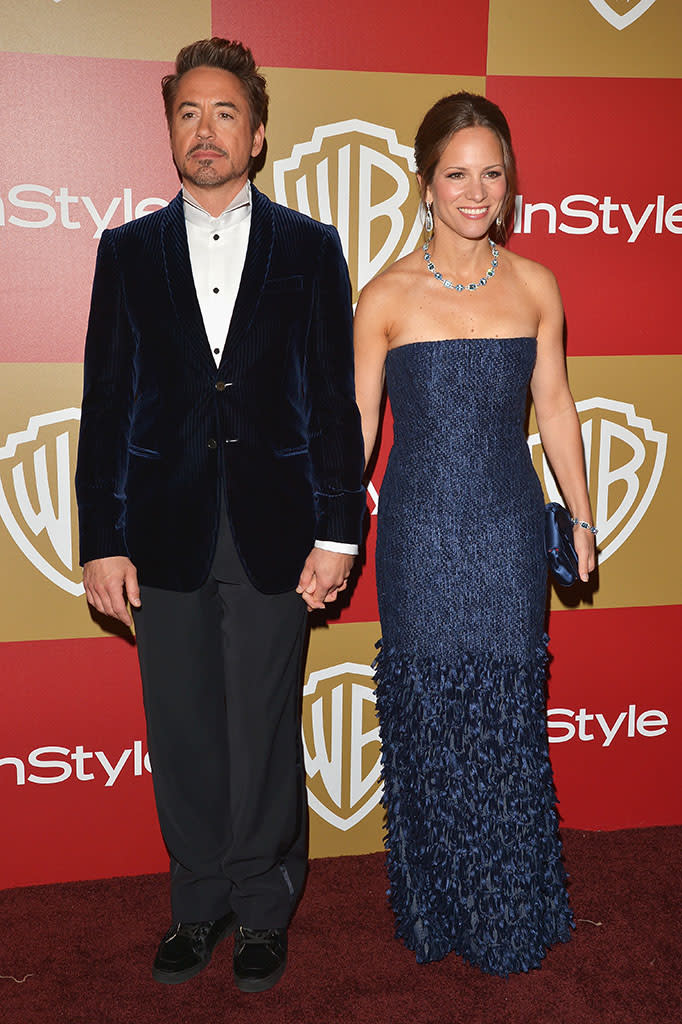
top-left (2, 828), bottom-right (680, 1024)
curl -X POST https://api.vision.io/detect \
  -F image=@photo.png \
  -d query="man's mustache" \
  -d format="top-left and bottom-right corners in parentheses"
top-left (188, 143), bottom-right (228, 157)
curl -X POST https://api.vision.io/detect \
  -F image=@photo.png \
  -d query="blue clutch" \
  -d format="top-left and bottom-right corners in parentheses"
top-left (545, 502), bottom-right (578, 587)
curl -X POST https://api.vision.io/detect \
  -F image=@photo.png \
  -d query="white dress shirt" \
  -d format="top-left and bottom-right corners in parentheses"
top-left (183, 183), bottom-right (251, 365)
top-left (182, 184), bottom-right (357, 556)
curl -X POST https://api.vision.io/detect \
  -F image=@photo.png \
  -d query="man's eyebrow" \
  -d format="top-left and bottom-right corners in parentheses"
top-left (177, 100), bottom-right (240, 111)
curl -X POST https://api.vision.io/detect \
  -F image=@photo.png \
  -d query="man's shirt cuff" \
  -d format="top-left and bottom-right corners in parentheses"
top-left (314, 540), bottom-right (359, 555)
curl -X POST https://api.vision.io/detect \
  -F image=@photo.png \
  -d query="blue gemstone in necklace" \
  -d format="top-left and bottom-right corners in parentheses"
top-left (422, 237), bottom-right (499, 292)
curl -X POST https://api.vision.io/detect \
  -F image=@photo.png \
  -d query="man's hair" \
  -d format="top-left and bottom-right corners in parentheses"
top-left (161, 37), bottom-right (269, 133)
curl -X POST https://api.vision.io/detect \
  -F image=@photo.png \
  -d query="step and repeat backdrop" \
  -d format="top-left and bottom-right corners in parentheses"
top-left (1, 0), bottom-right (680, 887)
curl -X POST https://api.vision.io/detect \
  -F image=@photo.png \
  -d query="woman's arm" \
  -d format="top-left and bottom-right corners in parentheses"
top-left (353, 278), bottom-right (391, 470)
top-left (529, 267), bottom-right (596, 582)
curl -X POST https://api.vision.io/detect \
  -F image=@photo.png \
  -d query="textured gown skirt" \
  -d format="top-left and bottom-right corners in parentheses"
top-left (374, 338), bottom-right (573, 975)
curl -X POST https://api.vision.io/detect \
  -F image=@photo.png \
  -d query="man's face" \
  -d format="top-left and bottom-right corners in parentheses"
top-left (169, 65), bottom-right (264, 192)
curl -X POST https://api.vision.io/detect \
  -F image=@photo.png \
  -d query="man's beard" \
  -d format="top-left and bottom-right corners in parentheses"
top-left (181, 156), bottom-right (248, 189)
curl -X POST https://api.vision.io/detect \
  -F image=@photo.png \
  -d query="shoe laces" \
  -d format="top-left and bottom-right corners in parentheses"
top-left (236, 926), bottom-right (280, 944)
top-left (169, 921), bottom-right (213, 945)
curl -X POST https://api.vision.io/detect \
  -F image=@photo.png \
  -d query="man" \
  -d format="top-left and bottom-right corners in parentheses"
top-left (76, 37), bottom-right (365, 993)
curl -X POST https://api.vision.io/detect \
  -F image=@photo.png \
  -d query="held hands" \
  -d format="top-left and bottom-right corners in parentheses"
top-left (296, 549), bottom-right (355, 612)
top-left (82, 556), bottom-right (141, 627)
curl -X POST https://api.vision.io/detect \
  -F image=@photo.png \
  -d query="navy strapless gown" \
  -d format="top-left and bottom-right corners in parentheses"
top-left (374, 338), bottom-right (573, 974)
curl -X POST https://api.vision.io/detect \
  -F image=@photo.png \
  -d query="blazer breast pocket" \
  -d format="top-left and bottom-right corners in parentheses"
top-left (260, 276), bottom-right (306, 320)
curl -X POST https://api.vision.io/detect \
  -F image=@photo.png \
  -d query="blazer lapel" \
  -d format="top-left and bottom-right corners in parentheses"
top-left (161, 191), bottom-right (216, 374)
top-left (222, 185), bottom-right (274, 361)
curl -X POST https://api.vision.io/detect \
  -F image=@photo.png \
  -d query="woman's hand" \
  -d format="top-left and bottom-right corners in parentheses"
top-left (573, 525), bottom-right (597, 583)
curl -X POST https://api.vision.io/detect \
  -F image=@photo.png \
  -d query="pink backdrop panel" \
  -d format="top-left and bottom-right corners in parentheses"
top-left (548, 603), bottom-right (681, 829)
top-left (1, 52), bottom-right (178, 364)
top-left (487, 76), bottom-right (682, 357)
top-left (0, 637), bottom-right (166, 888)
top-left (211, 0), bottom-right (490, 75)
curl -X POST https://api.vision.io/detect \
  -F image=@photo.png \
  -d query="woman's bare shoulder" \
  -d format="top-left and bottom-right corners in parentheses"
top-left (352, 250), bottom-right (421, 339)
top-left (503, 246), bottom-right (560, 294)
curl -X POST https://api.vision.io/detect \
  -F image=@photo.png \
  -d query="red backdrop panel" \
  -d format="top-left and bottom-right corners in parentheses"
top-left (487, 76), bottom-right (682, 357)
top-left (0, 52), bottom-right (178, 364)
top-left (211, 0), bottom-right (490, 75)
top-left (0, 637), bottom-right (166, 888)
top-left (548, 604), bottom-right (680, 829)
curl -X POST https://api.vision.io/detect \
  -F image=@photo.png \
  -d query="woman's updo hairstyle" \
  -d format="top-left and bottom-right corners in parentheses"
top-left (414, 92), bottom-right (517, 244)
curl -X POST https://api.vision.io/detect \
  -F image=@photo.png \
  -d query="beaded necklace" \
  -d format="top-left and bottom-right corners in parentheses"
top-left (422, 237), bottom-right (499, 292)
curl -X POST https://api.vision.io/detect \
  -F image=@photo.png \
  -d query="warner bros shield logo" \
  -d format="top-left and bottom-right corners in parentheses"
top-left (273, 119), bottom-right (423, 296)
top-left (587, 1), bottom-right (657, 31)
top-left (528, 398), bottom-right (667, 564)
top-left (302, 662), bottom-right (383, 831)
top-left (0, 409), bottom-right (84, 596)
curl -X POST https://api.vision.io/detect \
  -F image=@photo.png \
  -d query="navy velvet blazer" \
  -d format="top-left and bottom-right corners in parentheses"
top-left (75, 186), bottom-right (366, 593)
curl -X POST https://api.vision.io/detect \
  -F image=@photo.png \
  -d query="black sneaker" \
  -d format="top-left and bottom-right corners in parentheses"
top-left (152, 911), bottom-right (238, 984)
top-left (233, 926), bottom-right (287, 993)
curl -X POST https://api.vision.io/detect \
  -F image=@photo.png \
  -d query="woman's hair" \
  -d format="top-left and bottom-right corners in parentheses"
top-left (414, 92), bottom-right (517, 244)
top-left (161, 37), bottom-right (269, 135)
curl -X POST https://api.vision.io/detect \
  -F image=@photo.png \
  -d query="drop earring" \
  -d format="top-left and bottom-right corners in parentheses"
top-left (425, 201), bottom-right (434, 235)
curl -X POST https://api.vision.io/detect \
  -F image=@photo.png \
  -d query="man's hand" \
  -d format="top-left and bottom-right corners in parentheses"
top-left (296, 549), bottom-right (355, 612)
top-left (82, 556), bottom-right (140, 627)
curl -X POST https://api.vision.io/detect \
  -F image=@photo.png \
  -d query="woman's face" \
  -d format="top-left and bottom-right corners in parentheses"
top-left (424, 125), bottom-right (507, 242)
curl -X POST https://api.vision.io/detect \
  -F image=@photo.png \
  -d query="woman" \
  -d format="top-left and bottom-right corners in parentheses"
top-left (354, 93), bottom-right (596, 975)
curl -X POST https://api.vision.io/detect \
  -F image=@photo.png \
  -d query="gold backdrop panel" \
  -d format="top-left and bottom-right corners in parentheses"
top-left (304, 621), bottom-right (384, 858)
top-left (0, 364), bottom-right (107, 642)
top-left (487, 0), bottom-right (681, 78)
top-left (257, 68), bottom-right (486, 304)
top-left (2, 0), bottom-right (210, 61)
top-left (528, 355), bottom-right (680, 610)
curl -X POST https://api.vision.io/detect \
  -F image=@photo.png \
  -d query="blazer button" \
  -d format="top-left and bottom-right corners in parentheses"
top-left (215, 380), bottom-right (231, 391)
top-left (207, 438), bottom-right (218, 450)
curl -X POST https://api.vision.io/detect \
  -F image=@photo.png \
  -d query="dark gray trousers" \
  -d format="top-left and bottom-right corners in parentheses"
top-left (133, 504), bottom-right (308, 928)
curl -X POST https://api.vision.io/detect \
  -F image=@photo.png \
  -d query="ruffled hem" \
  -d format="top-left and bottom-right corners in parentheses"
top-left (373, 636), bottom-right (573, 976)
